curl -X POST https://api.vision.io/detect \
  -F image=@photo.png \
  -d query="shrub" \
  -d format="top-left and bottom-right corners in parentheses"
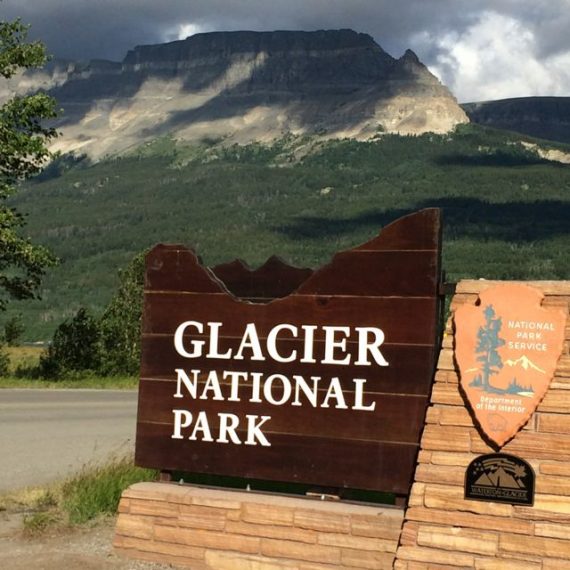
top-left (98, 251), bottom-right (145, 375)
top-left (39, 307), bottom-right (100, 378)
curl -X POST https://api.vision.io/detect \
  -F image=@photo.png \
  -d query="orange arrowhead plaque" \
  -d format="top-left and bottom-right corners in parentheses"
top-left (454, 284), bottom-right (567, 447)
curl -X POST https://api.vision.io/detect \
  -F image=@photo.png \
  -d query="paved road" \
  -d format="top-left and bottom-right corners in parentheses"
top-left (0, 390), bottom-right (138, 492)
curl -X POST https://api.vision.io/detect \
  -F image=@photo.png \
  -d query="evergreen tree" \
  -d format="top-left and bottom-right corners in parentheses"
top-left (3, 313), bottom-right (24, 345)
top-left (0, 16), bottom-right (57, 310)
top-left (475, 304), bottom-right (505, 391)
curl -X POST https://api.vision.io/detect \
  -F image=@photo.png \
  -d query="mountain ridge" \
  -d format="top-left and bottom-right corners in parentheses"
top-left (3, 29), bottom-right (468, 158)
top-left (462, 96), bottom-right (570, 144)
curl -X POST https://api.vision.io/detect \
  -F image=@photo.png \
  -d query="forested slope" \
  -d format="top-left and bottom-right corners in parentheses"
top-left (7, 125), bottom-right (570, 340)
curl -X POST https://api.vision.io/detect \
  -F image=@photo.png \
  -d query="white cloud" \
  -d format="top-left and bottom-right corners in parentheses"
top-left (415, 11), bottom-right (570, 102)
top-left (160, 23), bottom-right (207, 44)
top-left (175, 24), bottom-right (205, 41)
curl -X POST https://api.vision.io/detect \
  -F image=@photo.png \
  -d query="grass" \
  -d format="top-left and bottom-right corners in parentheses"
top-left (0, 374), bottom-right (138, 389)
top-left (5, 345), bottom-right (44, 369)
top-left (0, 346), bottom-right (138, 388)
top-left (61, 455), bottom-right (157, 524)
top-left (1, 454), bottom-right (157, 534)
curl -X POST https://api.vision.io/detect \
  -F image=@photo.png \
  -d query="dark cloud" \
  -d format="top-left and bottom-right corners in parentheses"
top-left (2, 0), bottom-right (569, 100)
top-left (0, 0), bottom-right (504, 61)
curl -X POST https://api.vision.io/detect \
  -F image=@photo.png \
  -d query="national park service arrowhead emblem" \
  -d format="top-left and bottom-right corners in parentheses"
top-left (454, 284), bottom-right (567, 447)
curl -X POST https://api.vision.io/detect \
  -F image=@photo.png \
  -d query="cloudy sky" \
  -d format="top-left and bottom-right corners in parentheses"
top-left (2, 0), bottom-right (569, 102)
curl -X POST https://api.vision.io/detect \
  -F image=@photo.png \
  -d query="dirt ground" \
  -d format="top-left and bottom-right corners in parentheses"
top-left (0, 510), bottom-right (173, 570)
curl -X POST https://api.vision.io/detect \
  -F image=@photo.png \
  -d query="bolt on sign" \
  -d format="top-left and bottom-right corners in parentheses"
top-left (454, 284), bottom-right (566, 447)
top-left (135, 209), bottom-right (443, 496)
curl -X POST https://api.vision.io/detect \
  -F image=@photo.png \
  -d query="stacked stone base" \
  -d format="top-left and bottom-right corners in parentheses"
top-left (394, 280), bottom-right (570, 569)
top-left (114, 482), bottom-right (404, 569)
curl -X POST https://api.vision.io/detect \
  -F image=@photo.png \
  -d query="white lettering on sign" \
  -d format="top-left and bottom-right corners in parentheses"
top-left (267, 324), bottom-right (298, 363)
top-left (507, 341), bottom-right (547, 351)
top-left (322, 326), bottom-right (351, 365)
top-left (355, 327), bottom-right (389, 366)
top-left (170, 320), bottom-right (389, 446)
top-left (507, 320), bottom-right (554, 331)
top-left (173, 321), bottom-right (389, 366)
top-left (171, 410), bottom-right (271, 447)
top-left (173, 368), bottom-right (377, 410)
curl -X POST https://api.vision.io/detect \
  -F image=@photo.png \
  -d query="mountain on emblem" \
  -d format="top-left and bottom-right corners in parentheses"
top-left (454, 284), bottom-right (566, 447)
top-left (503, 355), bottom-right (545, 373)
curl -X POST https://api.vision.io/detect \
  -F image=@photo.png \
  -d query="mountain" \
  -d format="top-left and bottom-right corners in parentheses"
top-left (4, 29), bottom-right (468, 158)
top-left (503, 355), bottom-right (545, 374)
top-left (462, 97), bottom-right (570, 144)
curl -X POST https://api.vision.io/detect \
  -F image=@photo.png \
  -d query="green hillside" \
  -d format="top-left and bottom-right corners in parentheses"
top-left (6, 124), bottom-right (570, 341)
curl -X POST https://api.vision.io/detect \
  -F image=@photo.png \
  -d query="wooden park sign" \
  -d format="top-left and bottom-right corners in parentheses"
top-left (455, 284), bottom-right (566, 447)
top-left (135, 209), bottom-right (443, 496)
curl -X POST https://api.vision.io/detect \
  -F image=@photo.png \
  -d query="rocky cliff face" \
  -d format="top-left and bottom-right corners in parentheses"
top-left (463, 97), bottom-right (570, 144)
top-left (5, 29), bottom-right (468, 157)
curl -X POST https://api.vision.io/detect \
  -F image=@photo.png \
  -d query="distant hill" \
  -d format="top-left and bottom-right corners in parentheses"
top-left (3, 29), bottom-right (468, 158)
top-left (462, 97), bottom-right (570, 144)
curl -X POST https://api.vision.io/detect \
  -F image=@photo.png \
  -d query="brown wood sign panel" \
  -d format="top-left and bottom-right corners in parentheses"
top-left (135, 208), bottom-right (443, 495)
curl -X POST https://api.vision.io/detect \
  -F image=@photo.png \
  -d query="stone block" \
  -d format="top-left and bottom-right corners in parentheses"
top-left (474, 558), bottom-right (540, 570)
top-left (539, 389), bottom-right (570, 413)
top-left (436, 349), bottom-right (455, 372)
top-left (414, 464), bottom-right (464, 486)
top-left (406, 507), bottom-right (533, 535)
top-left (117, 498), bottom-right (130, 514)
top-left (398, 522), bottom-right (419, 546)
top-left (396, 545), bottom-right (474, 567)
top-left (261, 538), bottom-right (341, 564)
top-left (205, 549), bottom-right (298, 570)
top-left (129, 498), bottom-right (179, 518)
top-left (227, 520), bottom-right (317, 543)
top-left (408, 483), bottom-right (425, 508)
top-left (427, 452), bottom-right (476, 468)
top-left (340, 548), bottom-right (396, 569)
top-left (536, 475), bottom-right (570, 496)
top-left (542, 558), bottom-right (570, 569)
top-left (318, 532), bottom-right (396, 553)
top-left (350, 513), bottom-right (403, 541)
top-left (500, 533), bottom-right (570, 560)
top-left (423, 485), bottom-right (512, 517)
top-left (115, 513), bottom-right (154, 540)
top-left (178, 504), bottom-right (228, 531)
top-left (242, 503), bottom-right (295, 526)
top-left (429, 384), bottom-right (464, 406)
top-left (155, 524), bottom-right (260, 554)
top-left (540, 461), bottom-right (570, 476)
top-left (538, 412), bottom-right (570, 433)
top-left (417, 525), bottom-right (499, 556)
top-left (422, 425), bottom-right (471, 453)
top-left (114, 534), bottom-right (205, 560)
top-left (535, 522), bottom-right (570, 540)
top-left (294, 509), bottom-right (350, 533)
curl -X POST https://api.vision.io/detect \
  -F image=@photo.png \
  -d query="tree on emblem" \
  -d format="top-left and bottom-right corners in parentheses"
top-left (473, 304), bottom-right (505, 392)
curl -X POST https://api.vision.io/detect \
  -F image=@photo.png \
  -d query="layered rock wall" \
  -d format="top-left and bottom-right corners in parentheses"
top-left (6, 29), bottom-right (468, 157)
